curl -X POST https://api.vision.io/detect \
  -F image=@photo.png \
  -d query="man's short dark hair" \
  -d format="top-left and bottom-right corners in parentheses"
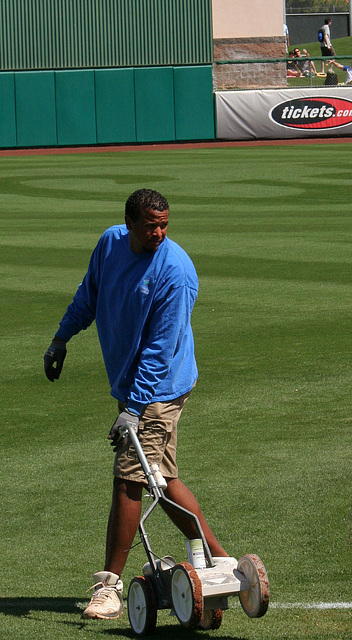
top-left (325, 17), bottom-right (331, 24)
top-left (125, 189), bottom-right (169, 222)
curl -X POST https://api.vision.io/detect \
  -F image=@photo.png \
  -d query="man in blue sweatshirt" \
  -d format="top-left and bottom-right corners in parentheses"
top-left (44, 188), bottom-right (228, 620)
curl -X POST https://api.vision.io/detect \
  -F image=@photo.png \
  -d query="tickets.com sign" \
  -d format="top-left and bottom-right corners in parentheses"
top-left (270, 96), bottom-right (352, 130)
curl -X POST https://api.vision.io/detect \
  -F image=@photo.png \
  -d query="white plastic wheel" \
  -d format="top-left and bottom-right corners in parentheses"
top-left (198, 607), bottom-right (223, 630)
top-left (237, 554), bottom-right (270, 618)
top-left (171, 562), bottom-right (203, 628)
top-left (127, 576), bottom-right (157, 636)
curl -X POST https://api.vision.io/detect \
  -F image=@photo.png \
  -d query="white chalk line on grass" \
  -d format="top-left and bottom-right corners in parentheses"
top-left (75, 599), bottom-right (352, 613)
top-left (269, 602), bottom-right (352, 610)
top-left (228, 600), bottom-right (352, 611)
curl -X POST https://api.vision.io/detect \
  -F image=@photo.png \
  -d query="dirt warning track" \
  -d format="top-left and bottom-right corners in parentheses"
top-left (0, 136), bottom-right (351, 157)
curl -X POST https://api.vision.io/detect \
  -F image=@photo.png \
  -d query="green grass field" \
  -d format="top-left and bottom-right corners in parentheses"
top-left (1, 143), bottom-right (351, 639)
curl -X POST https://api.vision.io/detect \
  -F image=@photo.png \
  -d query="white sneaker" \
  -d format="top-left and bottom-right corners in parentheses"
top-left (82, 571), bottom-right (124, 620)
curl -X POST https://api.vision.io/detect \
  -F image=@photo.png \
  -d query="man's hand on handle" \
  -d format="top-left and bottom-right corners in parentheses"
top-left (108, 410), bottom-right (139, 452)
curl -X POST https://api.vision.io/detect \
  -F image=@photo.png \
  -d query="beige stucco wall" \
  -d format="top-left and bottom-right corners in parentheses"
top-left (212, 0), bottom-right (287, 90)
top-left (212, 0), bottom-right (284, 39)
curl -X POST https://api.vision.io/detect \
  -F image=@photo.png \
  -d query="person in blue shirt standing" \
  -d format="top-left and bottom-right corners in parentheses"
top-left (44, 188), bottom-right (229, 620)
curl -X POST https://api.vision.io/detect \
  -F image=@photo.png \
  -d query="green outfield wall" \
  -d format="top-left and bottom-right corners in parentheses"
top-left (0, 0), bottom-right (213, 70)
top-left (0, 66), bottom-right (215, 148)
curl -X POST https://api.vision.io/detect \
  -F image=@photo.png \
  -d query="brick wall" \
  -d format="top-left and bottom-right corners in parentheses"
top-left (213, 36), bottom-right (287, 90)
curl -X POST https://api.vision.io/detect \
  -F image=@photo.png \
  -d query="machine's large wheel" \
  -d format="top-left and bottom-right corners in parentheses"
top-left (171, 562), bottom-right (203, 628)
top-left (127, 576), bottom-right (157, 636)
top-left (237, 554), bottom-right (270, 618)
top-left (198, 607), bottom-right (223, 630)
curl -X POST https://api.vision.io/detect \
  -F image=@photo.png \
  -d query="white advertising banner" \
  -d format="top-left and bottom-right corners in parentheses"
top-left (216, 88), bottom-right (352, 140)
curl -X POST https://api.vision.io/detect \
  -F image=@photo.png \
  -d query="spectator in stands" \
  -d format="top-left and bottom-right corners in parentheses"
top-left (302, 49), bottom-right (318, 75)
top-left (293, 48), bottom-right (317, 76)
top-left (328, 59), bottom-right (352, 85)
top-left (287, 51), bottom-right (301, 77)
top-left (320, 17), bottom-right (335, 74)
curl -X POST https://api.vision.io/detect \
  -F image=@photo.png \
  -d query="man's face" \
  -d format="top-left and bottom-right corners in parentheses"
top-left (126, 207), bottom-right (169, 253)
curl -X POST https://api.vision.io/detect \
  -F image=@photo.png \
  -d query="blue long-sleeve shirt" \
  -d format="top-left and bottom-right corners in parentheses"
top-left (56, 225), bottom-right (198, 414)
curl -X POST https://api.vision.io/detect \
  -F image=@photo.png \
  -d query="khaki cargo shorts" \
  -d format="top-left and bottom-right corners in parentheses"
top-left (113, 390), bottom-right (192, 483)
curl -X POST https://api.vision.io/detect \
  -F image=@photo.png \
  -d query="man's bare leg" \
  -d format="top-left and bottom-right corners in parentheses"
top-left (163, 478), bottom-right (228, 557)
top-left (104, 477), bottom-right (143, 575)
top-left (104, 476), bottom-right (228, 579)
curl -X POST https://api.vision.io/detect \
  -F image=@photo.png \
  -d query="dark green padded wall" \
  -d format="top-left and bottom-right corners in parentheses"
top-left (174, 66), bottom-right (214, 140)
top-left (135, 67), bottom-right (175, 143)
top-left (56, 70), bottom-right (97, 146)
top-left (15, 72), bottom-right (57, 147)
top-left (0, 66), bottom-right (215, 148)
top-left (0, 73), bottom-right (16, 147)
top-left (95, 69), bottom-right (136, 144)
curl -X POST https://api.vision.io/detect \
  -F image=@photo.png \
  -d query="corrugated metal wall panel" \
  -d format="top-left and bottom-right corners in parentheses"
top-left (0, 0), bottom-right (213, 71)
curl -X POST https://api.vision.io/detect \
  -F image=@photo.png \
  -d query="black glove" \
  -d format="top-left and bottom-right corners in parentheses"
top-left (108, 410), bottom-right (139, 452)
top-left (44, 339), bottom-right (67, 382)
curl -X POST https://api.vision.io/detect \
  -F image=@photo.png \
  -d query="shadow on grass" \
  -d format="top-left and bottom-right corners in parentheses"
top-left (103, 626), bottom-right (246, 640)
top-left (0, 598), bottom-right (88, 631)
top-left (0, 598), bottom-right (246, 639)
top-left (0, 597), bottom-right (81, 617)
